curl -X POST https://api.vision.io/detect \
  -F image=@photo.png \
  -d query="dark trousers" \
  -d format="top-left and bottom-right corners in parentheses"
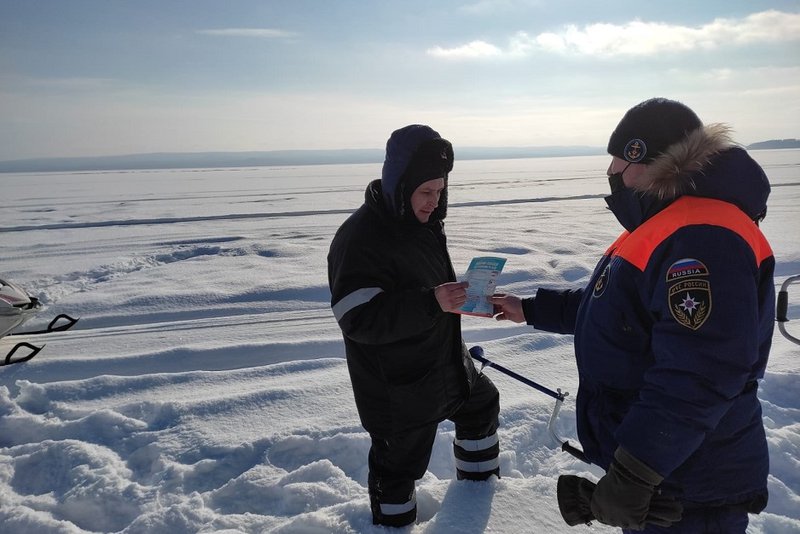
top-left (368, 373), bottom-right (500, 526)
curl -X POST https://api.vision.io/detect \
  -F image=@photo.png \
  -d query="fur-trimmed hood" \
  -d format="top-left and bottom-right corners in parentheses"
top-left (636, 123), bottom-right (770, 221)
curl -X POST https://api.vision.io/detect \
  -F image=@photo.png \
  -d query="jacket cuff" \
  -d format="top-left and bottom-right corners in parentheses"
top-left (614, 446), bottom-right (663, 486)
top-left (521, 297), bottom-right (536, 325)
top-left (425, 287), bottom-right (442, 316)
top-left (556, 475), bottom-right (596, 526)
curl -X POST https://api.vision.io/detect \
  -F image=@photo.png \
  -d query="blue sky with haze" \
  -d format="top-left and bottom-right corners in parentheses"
top-left (1, 1), bottom-right (798, 159)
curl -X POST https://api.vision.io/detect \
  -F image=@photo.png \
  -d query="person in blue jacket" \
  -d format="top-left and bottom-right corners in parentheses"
top-left (328, 124), bottom-right (501, 527)
top-left (492, 98), bottom-right (775, 533)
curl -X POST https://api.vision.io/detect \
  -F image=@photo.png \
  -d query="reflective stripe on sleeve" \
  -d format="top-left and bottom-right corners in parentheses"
top-left (454, 457), bottom-right (500, 473)
top-left (454, 432), bottom-right (499, 452)
top-left (332, 287), bottom-right (384, 321)
top-left (380, 489), bottom-right (416, 515)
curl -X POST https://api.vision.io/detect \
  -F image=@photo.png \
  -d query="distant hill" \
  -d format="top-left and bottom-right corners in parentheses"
top-left (0, 146), bottom-right (604, 173)
top-left (2, 140), bottom-right (796, 173)
top-left (746, 139), bottom-right (800, 150)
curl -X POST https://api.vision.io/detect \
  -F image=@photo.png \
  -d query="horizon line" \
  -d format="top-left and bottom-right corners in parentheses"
top-left (1, 139), bottom-right (797, 174)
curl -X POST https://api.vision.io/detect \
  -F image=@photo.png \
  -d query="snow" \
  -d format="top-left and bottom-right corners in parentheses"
top-left (1, 151), bottom-right (798, 533)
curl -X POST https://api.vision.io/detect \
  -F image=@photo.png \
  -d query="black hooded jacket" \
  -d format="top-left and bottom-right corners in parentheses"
top-left (328, 178), bottom-right (478, 437)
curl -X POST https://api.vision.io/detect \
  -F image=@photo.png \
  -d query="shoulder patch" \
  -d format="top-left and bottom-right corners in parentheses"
top-left (593, 264), bottom-right (611, 298)
top-left (666, 258), bottom-right (708, 281)
top-left (666, 258), bottom-right (711, 330)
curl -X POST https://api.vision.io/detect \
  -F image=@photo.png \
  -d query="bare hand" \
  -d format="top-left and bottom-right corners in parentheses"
top-left (490, 293), bottom-right (526, 323)
top-left (435, 281), bottom-right (469, 313)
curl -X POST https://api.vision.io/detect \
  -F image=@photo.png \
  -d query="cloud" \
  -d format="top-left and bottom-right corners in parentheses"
top-left (428, 40), bottom-right (503, 59)
top-left (197, 28), bottom-right (298, 39)
top-left (460, 0), bottom-right (544, 15)
top-left (430, 10), bottom-right (800, 59)
top-left (1, 74), bottom-right (119, 92)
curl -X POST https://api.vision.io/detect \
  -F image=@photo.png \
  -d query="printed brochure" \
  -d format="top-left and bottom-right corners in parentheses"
top-left (458, 256), bottom-right (506, 317)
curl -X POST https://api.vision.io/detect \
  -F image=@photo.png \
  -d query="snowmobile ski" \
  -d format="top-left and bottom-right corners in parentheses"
top-left (1, 278), bottom-right (79, 366)
top-left (8, 313), bottom-right (79, 337)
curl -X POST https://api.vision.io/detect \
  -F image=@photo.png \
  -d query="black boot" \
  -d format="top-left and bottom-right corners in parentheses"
top-left (369, 474), bottom-right (417, 527)
top-left (454, 432), bottom-right (501, 481)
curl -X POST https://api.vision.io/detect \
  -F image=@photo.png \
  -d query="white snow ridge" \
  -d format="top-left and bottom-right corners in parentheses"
top-left (2, 154), bottom-right (799, 533)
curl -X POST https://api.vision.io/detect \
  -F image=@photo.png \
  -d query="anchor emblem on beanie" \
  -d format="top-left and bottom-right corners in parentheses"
top-left (624, 139), bottom-right (647, 163)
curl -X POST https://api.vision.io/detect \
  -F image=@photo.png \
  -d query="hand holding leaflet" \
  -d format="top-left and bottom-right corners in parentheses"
top-left (458, 257), bottom-right (506, 317)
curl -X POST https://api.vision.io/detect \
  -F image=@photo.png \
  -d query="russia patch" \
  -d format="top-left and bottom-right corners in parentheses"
top-left (666, 258), bottom-right (711, 330)
top-left (666, 258), bottom-right (709, 281)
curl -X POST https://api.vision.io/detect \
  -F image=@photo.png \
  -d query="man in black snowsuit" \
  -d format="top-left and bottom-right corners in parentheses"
top-left (328, 124), bottom-right (501, 527)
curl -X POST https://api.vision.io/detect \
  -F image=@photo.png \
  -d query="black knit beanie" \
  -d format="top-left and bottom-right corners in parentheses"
top-left (607, 98), bottom-right (703, 163)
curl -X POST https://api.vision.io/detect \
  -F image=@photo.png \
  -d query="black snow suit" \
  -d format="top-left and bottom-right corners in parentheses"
top-left (328, 125), bottom-right (500, 527)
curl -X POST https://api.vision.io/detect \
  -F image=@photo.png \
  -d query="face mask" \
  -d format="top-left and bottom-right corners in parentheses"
top-left (604, 162), bottom-right (659, 232)
top-left (605, 178), bottom-right (643, 232)
top-left (608, 169), bottom-right (626, 193)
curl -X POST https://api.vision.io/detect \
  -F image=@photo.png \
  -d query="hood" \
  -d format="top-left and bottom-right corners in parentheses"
top-left (380, 125), bottom-right (453, 222)
top-left (636, 123), bottom-right (770, 221)
top-left (364, 178), bottom-right (447, 232)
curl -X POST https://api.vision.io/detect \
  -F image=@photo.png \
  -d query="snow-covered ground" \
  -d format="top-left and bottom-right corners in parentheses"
top-left (1, 151), bottom-right (798, 533)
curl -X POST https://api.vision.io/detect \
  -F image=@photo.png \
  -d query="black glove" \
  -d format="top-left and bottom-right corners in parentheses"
top-left (591, 447), bottom-right (682, 529)
top-left (557, 475), bottom-right (596, 526)
top-left (557, 447), bottom-right (683, 530)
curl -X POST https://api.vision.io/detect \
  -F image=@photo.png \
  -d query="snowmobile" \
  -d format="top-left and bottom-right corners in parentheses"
top-left (0, 278), bottom-right (78, 366)
top-left (778, 274), bottom-right (800, 346)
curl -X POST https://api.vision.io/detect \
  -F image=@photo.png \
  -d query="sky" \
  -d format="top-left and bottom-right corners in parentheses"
top-left (1, 0), bottom-right (799, 160)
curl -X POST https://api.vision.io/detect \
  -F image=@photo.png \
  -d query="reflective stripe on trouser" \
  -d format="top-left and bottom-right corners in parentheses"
top-left (379, 488), bottom-right (416, 516)
top-left (368, 476), bottom-right (417, 527)
top-left (453, 431), bottom-right (500, 480)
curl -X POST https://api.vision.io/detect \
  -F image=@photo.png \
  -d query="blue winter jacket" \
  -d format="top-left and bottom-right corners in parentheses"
top-left (525, 125), bottom-right (775, 510)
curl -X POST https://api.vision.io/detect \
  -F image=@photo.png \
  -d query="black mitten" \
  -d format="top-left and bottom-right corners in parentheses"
top-left (557, 475), bottom-right (596, 526)
top-left (589, 447), bottom-right (683, 530)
